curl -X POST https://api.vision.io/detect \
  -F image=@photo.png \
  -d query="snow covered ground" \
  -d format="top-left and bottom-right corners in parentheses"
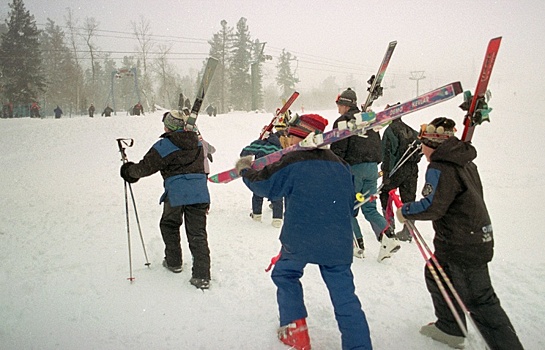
top-left (1, 92), bottom-right (544, 349)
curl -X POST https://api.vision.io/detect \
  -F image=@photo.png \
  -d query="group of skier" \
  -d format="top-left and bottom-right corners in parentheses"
top-left (119, 85), bottom-right (523, 349)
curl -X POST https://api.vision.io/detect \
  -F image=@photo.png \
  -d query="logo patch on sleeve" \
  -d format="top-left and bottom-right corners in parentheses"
top-left (422, 183), bottom-right (434, 197)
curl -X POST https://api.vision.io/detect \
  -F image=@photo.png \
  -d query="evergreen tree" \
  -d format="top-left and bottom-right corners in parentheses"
top-left (39, 19), bottom-right (78, 114)
top-left (229, 17), bottom-right (252, 111)
top-left (0, 0), bottom-right (46, 107)
top-left (208, 19), bottom-right (233, 114)
top-left (276, 49), bottom-right (299, 100)
top-left (250, 39), bottom-right (270, 111)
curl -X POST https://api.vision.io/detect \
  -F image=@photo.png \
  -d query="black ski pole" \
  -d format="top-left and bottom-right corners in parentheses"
top-left (127, 183), bottom-right (151, 267)
top-left (118, 138), bottom-right (135, 281)
top-left (388, 140), bottom-right (421, 177)
top-left (116, 138), bottom-right (151, 283)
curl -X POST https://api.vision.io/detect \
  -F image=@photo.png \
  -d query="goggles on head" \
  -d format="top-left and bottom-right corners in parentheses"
top-left (418, 123), bottom-right (456, 142)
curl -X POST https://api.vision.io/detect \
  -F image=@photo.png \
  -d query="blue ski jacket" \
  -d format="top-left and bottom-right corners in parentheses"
top-left (241, 148), bottom-right (355, 265)
top-left (126, 130), bottom-right (210, 206)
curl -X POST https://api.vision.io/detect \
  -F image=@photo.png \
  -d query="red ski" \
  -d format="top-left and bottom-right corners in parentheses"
top-left (460, 37), bottom-right (502, 142)
top-left (259, 91), bottom-right (299, 140)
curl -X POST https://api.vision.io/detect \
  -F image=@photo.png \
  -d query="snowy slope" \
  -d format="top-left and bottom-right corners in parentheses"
top-left (1, 96), bottom-right (543, 349)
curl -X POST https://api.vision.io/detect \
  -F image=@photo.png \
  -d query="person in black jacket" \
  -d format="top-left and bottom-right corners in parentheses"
top-left (88, 104), bottom-right (95, 118)
top-left (120, 110), bottom-right (212, 290)
top-left (331, 88), bottom-right (399, 262)
top-left (380, 115), bottom-right (421, 241)
top-left (397, 117), bottom-right (523, 350)
top-left (102, 105), bottom-right (114, 117)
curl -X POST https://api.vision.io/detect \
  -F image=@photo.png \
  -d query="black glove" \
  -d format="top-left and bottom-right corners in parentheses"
top-left (120, 162), bottom-right (139, 183)
top-left (207, 153), bottom-right (213, 162)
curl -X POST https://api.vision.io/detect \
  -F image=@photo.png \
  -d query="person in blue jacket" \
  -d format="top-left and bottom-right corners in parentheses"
top-left (239, 128), bottom-right (284, 227)
top-left (236, 114), bottom-right (372, 350)
top-left (54, 105), bottom-right (63, 119)
top-left (120, 110), bottom-right (211, 290)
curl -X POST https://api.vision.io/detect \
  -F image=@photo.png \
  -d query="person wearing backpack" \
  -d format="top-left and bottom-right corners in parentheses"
top-left (380, 115), bottom-right (422, 241)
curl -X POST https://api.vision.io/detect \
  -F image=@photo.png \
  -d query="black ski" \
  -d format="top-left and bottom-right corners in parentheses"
top-left (185, 57), bottom-right (219, 130)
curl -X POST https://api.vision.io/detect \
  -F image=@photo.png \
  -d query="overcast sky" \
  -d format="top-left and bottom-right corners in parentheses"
top-left (2, 0), bottom-right (543, 100)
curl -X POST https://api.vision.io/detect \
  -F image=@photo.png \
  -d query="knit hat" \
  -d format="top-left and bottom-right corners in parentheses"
top-left (418, 117), bottom-right (457, 149)
top-left (336, 88), bottom-right (357, 107)
top-left (162, 110), bottom-right (188, 131)
top-left (287, 114), bottom-right (329, 138)
top-left (274, 121), bottom-right (287, 130)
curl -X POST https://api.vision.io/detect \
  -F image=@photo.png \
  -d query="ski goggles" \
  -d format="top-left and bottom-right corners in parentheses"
top-left (418, 120), bottom-right (456, 148)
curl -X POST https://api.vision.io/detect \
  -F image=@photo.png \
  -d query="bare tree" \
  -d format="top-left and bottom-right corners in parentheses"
top-left (64, 8), bottom-right (82, 111)
top-left (131, 15), bottom-right (154, 109)
top-left (154, 44), bottom-right (174, 107)
top-left (81, 17), bottom-right (99, 101)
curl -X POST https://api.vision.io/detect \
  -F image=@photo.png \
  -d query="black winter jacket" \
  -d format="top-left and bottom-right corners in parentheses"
top-left (331, 106), bottom-right (382, 164)
top-left (126, 130), bottom-right (209, 206)
top-left (401, 137), bottom-right (494, 266)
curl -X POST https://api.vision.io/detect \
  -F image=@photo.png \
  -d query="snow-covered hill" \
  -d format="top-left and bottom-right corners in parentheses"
top-left (1, 95), bottom-right (543, 349)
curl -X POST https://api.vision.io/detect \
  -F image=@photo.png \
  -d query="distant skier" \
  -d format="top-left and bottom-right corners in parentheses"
top-left (88, 104), bottom-right (95, 118)
top-left (54, 105), bottom-right (63, 119)
top-left (133, 102), bottom-right (144, 116)
top-left (102, 105), bottom-right (114, 117)
top-left (30, 102), bottom-right (40, 118)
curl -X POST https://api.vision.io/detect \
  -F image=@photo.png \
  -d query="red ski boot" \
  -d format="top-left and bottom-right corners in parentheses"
top-left (277, 318), bottom-right (311, 350)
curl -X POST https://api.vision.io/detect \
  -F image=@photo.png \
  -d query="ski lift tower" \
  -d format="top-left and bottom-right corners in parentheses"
top-left (104, 67), bottom-right (140, 115)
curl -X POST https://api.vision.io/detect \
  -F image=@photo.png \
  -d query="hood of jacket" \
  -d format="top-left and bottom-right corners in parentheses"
top-left (430, 137), bottom-right (477, 167)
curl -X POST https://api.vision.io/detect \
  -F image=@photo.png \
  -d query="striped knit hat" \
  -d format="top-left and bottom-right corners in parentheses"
top-left (162, 110), bottom-right (188, 131)
top-left (287, 114), bottom-right (329, 138)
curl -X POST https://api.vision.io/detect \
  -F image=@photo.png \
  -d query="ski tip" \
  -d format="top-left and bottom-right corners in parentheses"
top-left (452, 81), bottom-right (463, 95)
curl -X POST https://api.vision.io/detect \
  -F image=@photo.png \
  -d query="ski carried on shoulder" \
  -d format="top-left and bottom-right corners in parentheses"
top-left (361, 40), bottom-right (397, 111)
top-left (460, 37), bottom-right (502, 142)
top-left (185, 57), bottom-right (219, 130)
top-left (259, 91), bottom-right (299, 140)
top-left (209, 81), bottom-right (463, 184)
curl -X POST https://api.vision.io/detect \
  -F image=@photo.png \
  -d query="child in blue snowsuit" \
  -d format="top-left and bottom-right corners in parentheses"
top-left (236, 114), bottom-right (372, 350)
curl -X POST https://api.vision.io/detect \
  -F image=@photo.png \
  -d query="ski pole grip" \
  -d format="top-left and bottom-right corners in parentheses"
top-left (389, 189), bottom-right (403, 208)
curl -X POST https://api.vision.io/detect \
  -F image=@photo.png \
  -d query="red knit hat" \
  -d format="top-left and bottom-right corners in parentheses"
top-left (287, 114), bottom-right (329, 138)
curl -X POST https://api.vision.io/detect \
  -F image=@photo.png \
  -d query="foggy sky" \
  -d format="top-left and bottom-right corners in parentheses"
top-left (2, 0), bottom-right (544, 101)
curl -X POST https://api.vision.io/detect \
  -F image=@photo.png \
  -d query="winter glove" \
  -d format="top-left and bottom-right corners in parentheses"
top-left (207, 153), bottom-right (213, 162)
top-left (396, 207), bottom-right (407, 223)
top-left (235, 155), bottom-right (253, 175)
top-left (382, 171), bottom-right (390, 186)
top-left (120, 162), bottom-right (139, 183)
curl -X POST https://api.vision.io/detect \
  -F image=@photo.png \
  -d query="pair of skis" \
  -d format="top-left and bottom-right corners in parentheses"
top-left (209, 81), bottom-right (462, 184)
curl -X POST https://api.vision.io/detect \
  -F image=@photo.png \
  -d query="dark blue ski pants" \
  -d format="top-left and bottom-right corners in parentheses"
top-left (271, 257), bottom-right (372, 350)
